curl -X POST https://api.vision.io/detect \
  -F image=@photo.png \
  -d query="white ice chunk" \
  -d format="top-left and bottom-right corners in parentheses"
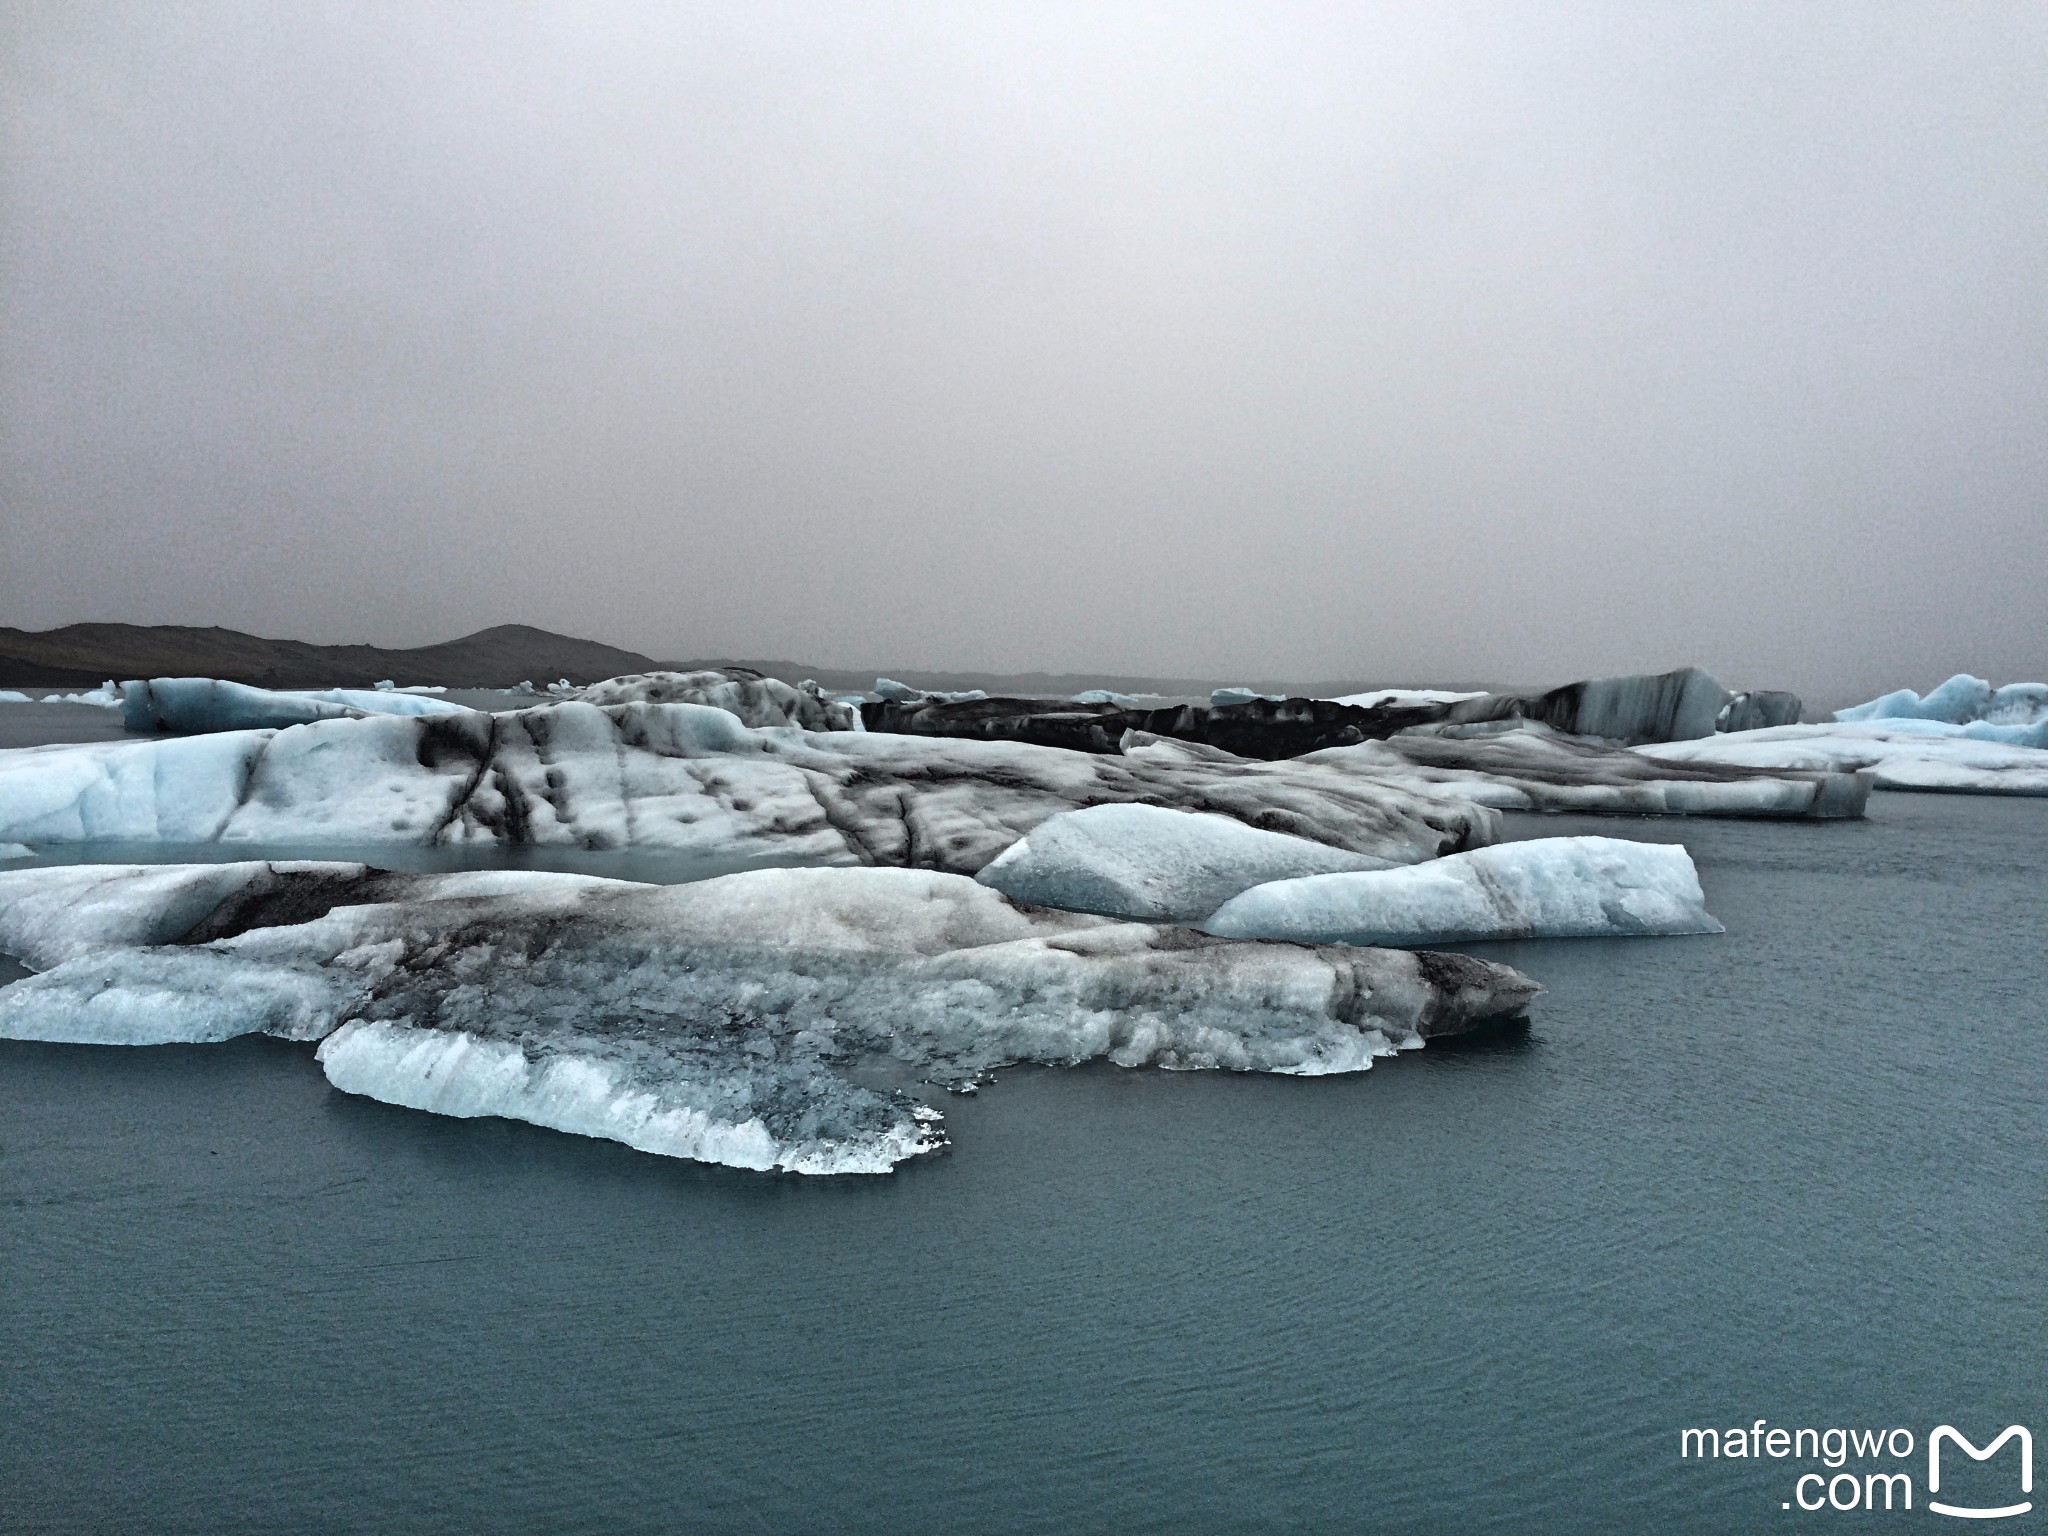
top-left (0, 691), bottom-right (31, 704)
top-left (1639, 722), bottom-right (2048, 795)
top-left (1205, 836), bottom-right (1722, 946)
top-left (0, 948), bottom-right (344, 1044)
top-left (0, 863), bottom-right (1541, 1172)
top-left (1323, 688), bottom-right (1486, 708)
top-left (1211, 687), bottom-right (1281, 707)
top-left (1071, 689), bottom-right (1142, 707)
top-left (49, 682), bottom-right (121, 707)
top-left (975, 803), bottom-right (1392, 921)
top-left (0, 842), bottom-right (29, 860)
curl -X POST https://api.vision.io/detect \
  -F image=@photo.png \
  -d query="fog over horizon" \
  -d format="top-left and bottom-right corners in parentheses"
top-left (4, 3), bottom-right (2044, 703)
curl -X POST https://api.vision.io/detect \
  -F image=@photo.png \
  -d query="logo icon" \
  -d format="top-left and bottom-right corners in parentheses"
top-left (1929, 1425), bottom-right (2032, 1520)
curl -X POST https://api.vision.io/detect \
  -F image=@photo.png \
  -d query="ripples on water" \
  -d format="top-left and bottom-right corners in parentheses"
top-left (1, 718), bottom-right (2043, 1532)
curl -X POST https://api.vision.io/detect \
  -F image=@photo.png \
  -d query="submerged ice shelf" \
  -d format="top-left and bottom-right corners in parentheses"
top-left (0, 861), bottom-right (1539, 1174)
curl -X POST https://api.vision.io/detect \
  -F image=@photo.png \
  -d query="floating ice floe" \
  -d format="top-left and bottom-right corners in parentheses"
top-left (0, 842), bottom-right (29, 861)
top-left (1323, 688), bottom-right (1487, 709)
top-left (0, 691), bottom-right (31, 704)
top-left (574, 670), bottom-right (858, 730)
top-left (1636, 722), bottom-right (2048, 795)
top-left (45, 682), bottom-right (121, 707)
top-left (976, 803), bottom-right (1391, 922)
top-left (1204, 836), bottom-right (1721, 946)
top-left (121, 677), bottom-right (475, 733)
top-left (0, 861), bottom-right (1540, 1173)
top-left (1833, 674), bottom-right (2048, 734)
top-left (0, 701), bottom-right (1498, 868)
top-left (1124, 728), bottom-right (1871, 819)
top-left (873, 678), bottom-right (988, 705)
top-left (1210, 686), bottom-right (1282, 707)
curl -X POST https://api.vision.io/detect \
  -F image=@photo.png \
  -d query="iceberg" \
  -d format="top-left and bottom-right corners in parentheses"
top-left (872, 678), bottom-right (989, 705)
top-left (121, 677), bottom-right (475, 733)
top-left (1211, 687), bottom-right (1282, 707)
top-left (0, 701), bottom-right (1500, 871)
top-left (0, 691), bottom-right (31, 704)
top-left (1833, 674), bottom-right (2048, 734)
top-left (0, 842), bottom-right (28, 861)
top-left (1124, 727), bottom-right (1871, 819)
top-left (0, 862), bottom-right (1541, 1173)
top-left (1636, 723), bottom-right (2048, 795)
top-left (51, 682), bottom-right (121, 707)
top-left (1203, 836), bottom-right (1721, 946)
top-left (574, 670), bottom-right (859, 731)
top-left (1439, 666), bottom-right (1737, 745)
top-left (1323, 688), bottom-right (1486, 709)
top-left (975, 804), bottom-right (1393, 922)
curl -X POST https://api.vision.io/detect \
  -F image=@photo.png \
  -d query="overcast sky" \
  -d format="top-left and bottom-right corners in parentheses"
top-left (4, 3), bottom-right (2044, 696)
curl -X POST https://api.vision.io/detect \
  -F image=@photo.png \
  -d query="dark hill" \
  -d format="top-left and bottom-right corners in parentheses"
top-left (0, 623), bottom-right (659, 689)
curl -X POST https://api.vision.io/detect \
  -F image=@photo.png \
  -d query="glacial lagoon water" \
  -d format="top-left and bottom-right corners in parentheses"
top-left (1, 790), bottom-right (2043, 1533)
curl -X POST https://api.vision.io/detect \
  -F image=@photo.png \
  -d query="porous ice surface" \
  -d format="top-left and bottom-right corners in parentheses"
top-left (0, 702), bottom-right (1498, 871)
top-left (1123, 727), bottom-right (1870, 819)
top-left (1205, 836), bottom-right (1721, 946)
top-left (0, 862), bottom-right (1539, 1173)
top-left (574, 671), bottom-right (858, 731)
top-left (121, 678), bottom-right (475, 734)
top-left (976, 803), bottom-right (1391, 922)
top-left (1637, 723), bottom-right (2048, 795)
top-left (1833, 674), bottom-right (2048, 737)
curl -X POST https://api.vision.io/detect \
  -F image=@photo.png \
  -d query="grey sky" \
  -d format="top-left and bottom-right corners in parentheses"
top-left (4, 3), bottom-right (2044, 698)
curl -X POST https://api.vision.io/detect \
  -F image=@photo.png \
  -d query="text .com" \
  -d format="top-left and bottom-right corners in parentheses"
top-left (1680, 1421), bottom-right (2032, 1517)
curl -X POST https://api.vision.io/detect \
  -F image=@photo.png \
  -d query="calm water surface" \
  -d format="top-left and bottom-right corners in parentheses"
top-left (1, 792), bottom-right (2043, 1533)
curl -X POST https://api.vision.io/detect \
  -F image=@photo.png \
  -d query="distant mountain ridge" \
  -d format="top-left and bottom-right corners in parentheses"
top-left (673, 661), bottom-right (1512, 700)
top-left (0, 622), bottom-right (1500, 698)
top-left (0, 623), bottom-right (660, 689)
